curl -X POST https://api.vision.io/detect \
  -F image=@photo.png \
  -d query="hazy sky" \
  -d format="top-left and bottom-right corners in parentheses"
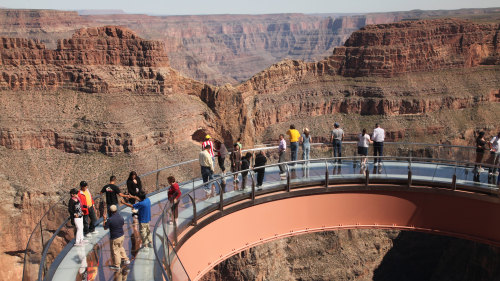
top-left (0, 0), bottom-right (498, 15)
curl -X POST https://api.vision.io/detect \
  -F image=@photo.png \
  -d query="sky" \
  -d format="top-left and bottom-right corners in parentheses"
top-left (0, 0), bottom-right (498, 15)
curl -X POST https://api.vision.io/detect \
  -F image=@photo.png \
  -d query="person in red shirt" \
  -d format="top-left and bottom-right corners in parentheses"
top-left (202, 135), bottom-right (215, 162)
top-left (167, 176), bottom-right (181, 225)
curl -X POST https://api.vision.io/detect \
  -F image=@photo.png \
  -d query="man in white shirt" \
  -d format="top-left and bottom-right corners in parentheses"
top-left (372, 123), bottom-right (385, 165)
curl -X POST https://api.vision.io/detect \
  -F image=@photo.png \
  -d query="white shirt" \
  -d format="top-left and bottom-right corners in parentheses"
top-left (358, 134), bottom-right (371, 148)
top-left (372, 127), bottom-right (385, 142)
top-left (491, 136), bottom-right (500, 152)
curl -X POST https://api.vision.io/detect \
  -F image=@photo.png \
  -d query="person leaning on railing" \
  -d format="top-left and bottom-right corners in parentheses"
top-left (167, 176), bottom-right (181, 225)
top-left (286, 125), bottom-right (300, 164)
top-left (241, 152), bottom-right (252, 190)
top-left (474, 132), bottom-right (487, 182)
top-left (254, 151), bottom-right (267, 188)
top-left (278, 134), bottom-right (286, 177)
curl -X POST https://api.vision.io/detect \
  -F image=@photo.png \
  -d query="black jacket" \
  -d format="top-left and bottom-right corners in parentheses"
top-left (127, 177), bottom-right (143, 196)
top-left (254, 153), bottom-right (267, 172)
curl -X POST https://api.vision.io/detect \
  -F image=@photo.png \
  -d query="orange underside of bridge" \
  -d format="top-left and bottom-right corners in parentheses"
top-left (176, 188), bottom-right (500, 281)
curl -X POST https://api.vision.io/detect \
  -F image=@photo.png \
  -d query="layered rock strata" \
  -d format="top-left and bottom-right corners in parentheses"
top-left (202, 230), bottom-right (500, 281)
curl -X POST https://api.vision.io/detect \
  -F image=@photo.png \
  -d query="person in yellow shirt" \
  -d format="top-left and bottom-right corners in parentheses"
top-left (286, 125), bottom-right (301, 164)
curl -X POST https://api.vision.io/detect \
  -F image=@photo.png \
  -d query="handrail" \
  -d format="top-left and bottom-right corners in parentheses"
top-left (23, 141), bottom-right (496, 281)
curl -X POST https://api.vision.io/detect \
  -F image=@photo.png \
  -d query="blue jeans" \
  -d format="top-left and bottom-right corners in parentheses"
top-left (332, 139), bottom-right (342, 161)
top-left (373, 142), bottom-right (384, 163)
top-left (290, 142), bottom-right (299, 163)
top-left (201, 166), bottom-right (214, 191)
top-left (302, 145), bottom-right (310, 161)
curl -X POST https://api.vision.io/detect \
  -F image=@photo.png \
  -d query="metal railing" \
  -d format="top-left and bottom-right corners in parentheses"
top-left (23, 141), bottom-right (499, 281)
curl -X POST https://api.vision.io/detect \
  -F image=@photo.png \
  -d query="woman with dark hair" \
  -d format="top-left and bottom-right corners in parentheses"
top-left (230, 143), bottom-right (242, 190)
top-left (68, 188), bottom-right (85, 246)
top-left (357, 128), bottom-right (372, 167)
top-left (240, 152), bottom-right (253, 190)
top-left (167, 176), bottom-right (181, 225)
top-left (474, 131), bottom-right (487, 181)
top-left (216, 140), bottom-right (228, 174)
top-left (127, 171), bottom-right (143, 204)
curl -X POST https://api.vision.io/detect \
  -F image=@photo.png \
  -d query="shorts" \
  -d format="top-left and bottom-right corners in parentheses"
top-left (357, 146), bottom-right (368, 156)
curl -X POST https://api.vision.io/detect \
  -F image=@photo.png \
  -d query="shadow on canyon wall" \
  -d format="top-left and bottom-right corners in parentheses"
top-left (373, 231), bottom-right (500, 281)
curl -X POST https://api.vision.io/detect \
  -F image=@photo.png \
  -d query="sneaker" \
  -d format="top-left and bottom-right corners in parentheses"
top-left (91, 230), bottom-right (99, 235)
top-left (122, 260), bottom-right (130, 266)
top-left (109, 265), bottom-right (120, 271)
top-left (84, 234), bottom-right (91, 238)
top-left (235, 179), bottom-right (240, 183)
top-left (478, 168), bottom-right (485, 173)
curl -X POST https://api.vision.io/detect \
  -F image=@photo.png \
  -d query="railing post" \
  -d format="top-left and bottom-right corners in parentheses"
top-left (250, 171), bottom-right (256, 203)
top-left (452, 161), bottom-right (457, 190)
top-left (325, 160), bottom-right (329, 188)
top-left (188, 195), bottom-right (197, 226)
top-left (216, 180), bottom-right (224, 212)
top-left (408, 157), bottom-right (412, 188)
top-left (286, 164), bottom-right (291, 192)
top-left (156, 170), bottom-right (160, 191)
top-left (365, 169), bottom-right (370, 187)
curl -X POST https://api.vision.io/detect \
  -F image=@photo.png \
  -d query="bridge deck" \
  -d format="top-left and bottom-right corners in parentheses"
top-left (48, 160), bottom-right (499, 281)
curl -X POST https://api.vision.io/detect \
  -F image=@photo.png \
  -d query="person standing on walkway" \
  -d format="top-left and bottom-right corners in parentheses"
top-left (474, 131), bottom-right (487, 182)
top-left (200, 144), bottom-right (216, 196)
top-left (103, 205), bottom-right (130, 270)
top-left (126, 171), bottom-right (143, 204)
top-left (101, 176), bottom-right (129, 215)
top-left (254, 150), bottom-right (267, 188)
top-left (68, 188), bottom-right (86, 246)
top-left (216, 141), bottom-right (228, 174)
top-left (358, 129), bottom-right (373, 167)
top-left (301, 128), bottom-right (312, 162)
top-left (287, 125), bottom-right (301, 163)
top-left (167, 176), bottom-right (181, 225)
top-left (202, 135), bottom-right (215, 164)
top-left (330, 122), bottom-right (344, 163)
top-left (240, 152), bottom-right (252, 189)
top-left (278, 134), bottom-right (287, 176)
top-left (122, 192), bottom-right (152, 248)
top-left (230, 143), bottom-right (242, 190)
top-left (78, 181), bottom-right (98, 237)
top-left (372, 123), bottom-right (385, 165)
top-left (488, 132), bottom-right (500, 177)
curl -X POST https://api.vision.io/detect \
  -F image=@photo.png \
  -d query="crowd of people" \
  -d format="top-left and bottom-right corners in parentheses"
top-left (67, 124), bottom-right (500, 271)
top-left (67, 169), bottom-right (182, 271)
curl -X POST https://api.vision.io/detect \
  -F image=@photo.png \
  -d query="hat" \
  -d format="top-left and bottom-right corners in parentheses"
top-left (205, 134), bottom-right (211, 139)
top-left (79, 181), bottom-right (88, 188)
top-left (334, 122), bottom-right (340, 128)
top-left (109, 205), bottom-right (117, 212)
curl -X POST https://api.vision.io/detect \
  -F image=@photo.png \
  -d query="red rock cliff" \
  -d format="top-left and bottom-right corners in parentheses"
top-left (330, 19), bottom-right (500, 77)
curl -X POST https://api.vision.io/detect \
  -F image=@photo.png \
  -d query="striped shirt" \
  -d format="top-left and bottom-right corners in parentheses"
top-left (202, 140), bottom-right (215, 157)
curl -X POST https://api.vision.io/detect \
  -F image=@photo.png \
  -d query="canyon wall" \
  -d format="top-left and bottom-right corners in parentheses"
top-left (205, 19), bottom-right (500, 145)
top-left (1, 8), bottom-right (497, 85)
top-left (202, 230), bottom-right (500, 281)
